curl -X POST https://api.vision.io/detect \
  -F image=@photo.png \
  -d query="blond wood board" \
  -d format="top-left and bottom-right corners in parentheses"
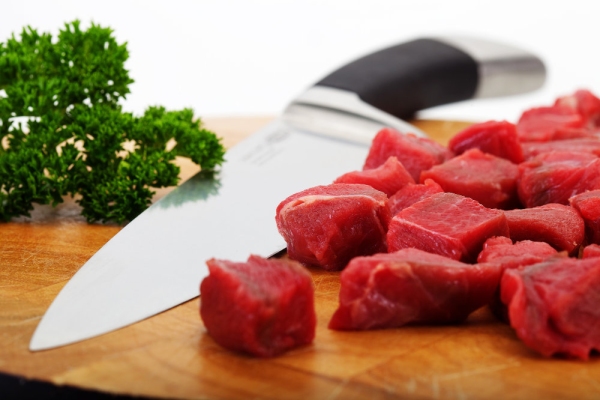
top-left (1, 117), bottom-right (600, 399)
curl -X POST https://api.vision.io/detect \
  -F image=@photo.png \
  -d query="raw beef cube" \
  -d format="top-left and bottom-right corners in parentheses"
top-left (582, 244), bottom-right (600, 259)
top-left (477, 236), bottom-right (559, 322)
top-left (504, 204), bottom-right (585, 254)
top-left (517, 151), bottom-right (600, 207)
top-left (521, 138), bottom-right (600, 160)
top-left (477, 237), bottom-right (558, 270)
top-left (501, 256), bottom-right (600, 359)
top-left (334, 156), bottom-right (414, 197)
top-left (328, 248), bottom-right (502, 330)
top-left (276, 183), bottom-right (390, 271)
top-left (388, 179), bottom-right (443, 216)
top-left (516, 105), bottom-right (585, 142)
top-left (363, 128), bottom-right (454, 182)
top-left (448, 120), bottom-right (524, 163)
top-left (387, 192), bottom-right (509, 262)
top-left (200, 255), bottom-right (316, 357)
top-left (569, 190), bottom-right (600, 245)
top-left (420, 148), bottom-right (520, 209)
top-left (554, 89), bottom-right (600, 128)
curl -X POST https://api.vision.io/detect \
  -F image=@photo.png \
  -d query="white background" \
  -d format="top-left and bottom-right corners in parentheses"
top-left (2, 1), bottom-right (599, 124)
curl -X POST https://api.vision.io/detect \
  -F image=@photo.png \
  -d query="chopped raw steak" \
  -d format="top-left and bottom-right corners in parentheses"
top-left (387, 192), bottom-right (509, 262)
top-left (420, 148), bottom-right (520, 209)
top-left (328, 248), bottom-right (503, 330)
top-left (200, 255), bottom-right (316, 357)
top-left (363, 127), bottom-right (453, 182)
top-left (521, 138), bottom-right (600, 160)
top-left (477, 236), bottom-right (559, 322)
top-left (517, 151), bottom-right (600, 207)
top-left (334, 156), bottom-right (414, 197)
top-left (582, 244), bottom-right (600, 259)
top-left (448, 120), bottom-right (524, 163)
top-left (276, 183), bottom-right (390, 271)
top-left (516, 105), bottom-right (585, 142)
top-left (569, 190), bottom-right (600, 245)
top-left (501, 256), bottom-right (600, 359)
top-left (388, 179), bottom-right (443, 216)
top-left (477, 237), bottom-right (558, 270)
top-left (504, 204), bottom-right (585, 254)
top-left (554, 89), bottom-right (600, 128)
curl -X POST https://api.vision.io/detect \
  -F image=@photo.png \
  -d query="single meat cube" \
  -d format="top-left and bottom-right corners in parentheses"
top-left (200, 255), bottom-right (316, 357)
top-left (501, 256), bottom-right (600, 359)
top-left (448, 120), bottom-right (524, 163)
top-left (516, 105), bottom-right (585, 142)
top-left (554, 89), bottom-right (600, 128)
top-left (328, 248), bottom-right (503, 330)
top-left (477, 236), bottom-right (559, 322)
top-left (521, 138), bottom-right (600, 160)
top-left (517, 151), bottom-right (600, 207)
top-left (388, 179), bottom-right (443, 216)
top-left (334, 156), bottom-right (414, 197)
top-left (582, 244), bottom-right (600, 259)
top-left (504, 204), bottom-right (585, 254)
top-left (363, 128), bottom-right (453, 182)
top-left (387, 192), bottom-right (509, 262)
top-left (276, 183), bottom-right (390, 271)
top-left (478, 237), bottom-right (558, 270)
top-left (420, 148), bottom-right (520, 209)
top-left (569, 190), bottom-right (600, 245)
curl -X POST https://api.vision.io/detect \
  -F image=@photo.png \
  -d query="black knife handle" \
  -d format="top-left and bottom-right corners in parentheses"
top-left (316, 38), bottom-right (479, 120)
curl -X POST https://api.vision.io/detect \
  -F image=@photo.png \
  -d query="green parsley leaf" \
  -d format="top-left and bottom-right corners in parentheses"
top-left (0, 20), bottom-right (225, 223)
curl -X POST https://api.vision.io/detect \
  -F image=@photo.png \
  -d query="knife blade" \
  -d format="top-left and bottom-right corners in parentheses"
top-left (30, 36), bottom-right (545, 351)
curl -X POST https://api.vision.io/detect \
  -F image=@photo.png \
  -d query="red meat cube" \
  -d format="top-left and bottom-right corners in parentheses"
top-left (517, 151), bottom-right (600, 207)
top-left (501, 257), bottom-right (600, 359)
top-left (387, 192), bottom-right (509, 262)
top-left (478, 237), bottom-right (558, 270)
top-left (334, 156), bottom-right (414, 197)
top-left (200, 255), bottom-right (316, 357)
top-left (516, 105), bottom-right (585, 142)
top-left (448, 120), bottom-right (524, 163)
top-left (521, 138), bottom-right (600, 160)
top-left (555, 89), bottom-right (600, 128)
top-left (363, 128), bottom-right (453, 181)
top-left (569, 189), bottom-right (600, 245)
top-left (504, 204), bottom-right (585, 254)
top-left (328, 248), bottom-right (502, 330)
top-left (420, 148), bottom-right (520, 209)
top-left (276, 183), bottom-right (390, 271)
top-left (582, 244), bottom-right (600, 259)
top-left (477, 236), bottom-right (559, 322)
top-left (388, 179), bottom-right (443, 216)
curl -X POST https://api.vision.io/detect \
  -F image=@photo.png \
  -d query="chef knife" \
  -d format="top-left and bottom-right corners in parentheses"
top-left (30, 36), bottom-right (545, 351)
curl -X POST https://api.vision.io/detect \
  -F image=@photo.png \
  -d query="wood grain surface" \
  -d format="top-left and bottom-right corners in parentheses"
top-left (2, 117), bottom-right (600, 400)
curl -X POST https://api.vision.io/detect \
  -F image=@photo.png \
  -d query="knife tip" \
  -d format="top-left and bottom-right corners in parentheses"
top-left (29, 331), bottom-right (55, 352)
top-left (29, 322), bottom-right (75, 352)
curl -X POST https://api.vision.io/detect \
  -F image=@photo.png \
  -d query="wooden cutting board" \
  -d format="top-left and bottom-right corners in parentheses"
top-left (2, 117), bottom-right (600, 399)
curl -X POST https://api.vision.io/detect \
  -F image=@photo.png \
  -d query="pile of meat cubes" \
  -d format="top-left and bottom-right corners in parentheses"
top-left (200, 89), bottom-right (600, 359)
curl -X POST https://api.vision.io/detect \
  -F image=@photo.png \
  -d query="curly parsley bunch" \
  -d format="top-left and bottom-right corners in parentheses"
top-left (0, 21), bottom-right (224, 223)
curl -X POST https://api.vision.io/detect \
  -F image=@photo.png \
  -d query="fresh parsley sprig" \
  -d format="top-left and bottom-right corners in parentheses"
top-left (0, 20), bottom-right (225, 223)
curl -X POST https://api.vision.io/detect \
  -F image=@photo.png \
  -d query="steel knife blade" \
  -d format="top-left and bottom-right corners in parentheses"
top-left (30, 36), bottom-right (546, 351)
